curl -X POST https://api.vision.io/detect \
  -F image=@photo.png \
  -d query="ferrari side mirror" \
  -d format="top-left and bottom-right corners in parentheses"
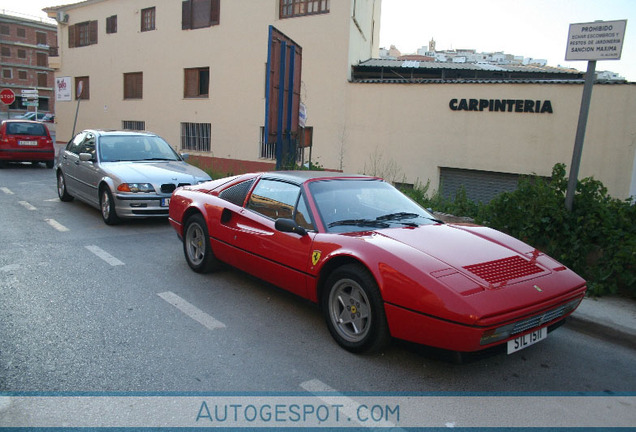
top-left (275, 218), bottom-right (307, 236)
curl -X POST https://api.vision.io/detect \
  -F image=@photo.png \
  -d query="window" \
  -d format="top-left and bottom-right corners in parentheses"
top-left (141, 7), bottom-right (156, 32)
top-left (2, 69), bottom-right (12, 79)
top-left (0, 25), bottom-right (9, 35)
top-left (36, 31), bottom-right (47, 45)
top-left (36, 52), bottom-right (47, 66)
top-left (16, 27), bottom-right (26, 38)
top-left (75, 76), bottom-right (90, 99)
top-left (67, 132), bottom-right (96, 157)
top-left (17, 49), bottom-right (26, 59)
top-left (37, 72), bottom-right (48, 87)
top-left (66, 132), bottom-right (88, 154)
top-left (1, 47), bottom-right (9, 57)
top-left (280, 0), bottom-right (329, 18)
top-left (106, 15), bottom-right (117, 34)
top-left (184, 67), bottom-right (209, 98)
top-left (69, 21), bottom-right (98, 48)
top-left (122, 120), bottom-right (146, 130)
top-left (247, 179), bottom-right (300, 220)
top-left (18, 70), bottom-right (27, 80)
top-left (123, 72), bottom-right (143, 99)
top-left (180, 122), bottom-right (211, 152)
top-left (39, 97), bottom-right (50, 111)
top-left (182, 0), bottom-right (220, 30)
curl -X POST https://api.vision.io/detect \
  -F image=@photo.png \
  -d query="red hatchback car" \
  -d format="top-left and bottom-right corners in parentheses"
top-left (169, 171), bottom-right (587, 356)
top-left (0, 120), bottom-right (55, 168)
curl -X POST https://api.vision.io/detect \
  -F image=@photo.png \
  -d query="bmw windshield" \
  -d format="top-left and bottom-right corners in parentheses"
top-left (98, 135), bottom-right (181, 162)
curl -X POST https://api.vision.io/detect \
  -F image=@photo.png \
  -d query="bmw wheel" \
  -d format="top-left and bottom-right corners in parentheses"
top-left (183, 213), bottom-right (220, 273)
top-left (57, 171), bottom-right (74, 202)
top-left (100, 187), bottom-right (120, 225)
top-left (322, 264), bottom-right (390, 353)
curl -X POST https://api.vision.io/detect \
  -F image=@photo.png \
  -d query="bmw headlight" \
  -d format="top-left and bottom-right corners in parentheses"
top-left (117, 183), bottom-right (155, 193)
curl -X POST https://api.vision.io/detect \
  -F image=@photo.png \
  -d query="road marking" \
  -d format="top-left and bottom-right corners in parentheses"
top-left (1, 187), bottom-right (14, 195)
top-left (85, 245), bottom-right (125, 266)
top-left (45, 218), bottom-right (69, 232)
top-left (18, 201), bottom-right (37, 211)
top-left (157, 291), bottom-right (226, 330)
top-left (300, 379), bottom-right (400, 429)
top-left (1, 264), bottom-right (20, 273)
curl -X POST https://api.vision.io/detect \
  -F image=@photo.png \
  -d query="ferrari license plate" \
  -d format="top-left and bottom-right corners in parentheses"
top-left (161, 198), bottom-right (170, 207)
top-left (19, 140), bottom-right (38, 146)
top-left (507, 327), bottom-right (547, 354)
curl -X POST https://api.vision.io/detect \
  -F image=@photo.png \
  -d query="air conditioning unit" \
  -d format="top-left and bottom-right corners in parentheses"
top-left (57, 12), bottom-right (69, 24)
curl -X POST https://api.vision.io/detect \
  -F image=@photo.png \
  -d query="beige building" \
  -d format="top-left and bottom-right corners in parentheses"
top-left (45, 0), bottom-right (636, 199)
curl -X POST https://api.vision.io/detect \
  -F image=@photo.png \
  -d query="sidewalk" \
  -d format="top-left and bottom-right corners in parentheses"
top-left (568, 296), bottom-right (636, 350)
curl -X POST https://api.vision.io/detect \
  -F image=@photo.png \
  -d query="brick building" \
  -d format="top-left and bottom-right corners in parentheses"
top-left (0, 13), bottom-right (57, 117)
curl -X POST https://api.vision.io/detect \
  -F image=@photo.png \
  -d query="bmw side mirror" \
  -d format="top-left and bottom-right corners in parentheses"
top-left (79, 153), bottom-right (94, 162)
top-left (180, 153), bottom-right (189, 160)
top-left (275, 218), bottom-right (307, 236)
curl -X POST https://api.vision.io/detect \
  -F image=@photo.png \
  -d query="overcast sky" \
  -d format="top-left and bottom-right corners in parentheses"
top-left (1, 0), bottom-right (634, 80)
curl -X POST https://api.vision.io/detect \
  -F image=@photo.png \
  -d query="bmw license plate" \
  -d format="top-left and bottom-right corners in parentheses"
top-left (161, 198), bottom-right (170, 207)
top-left (19, 140), bottom-right (38, 146)
top-left (507, 327), bottom-right (547, 354)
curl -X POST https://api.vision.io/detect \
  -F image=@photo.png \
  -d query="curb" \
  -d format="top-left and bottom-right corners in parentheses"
top-left (567, 312), bottom-right (636, 351)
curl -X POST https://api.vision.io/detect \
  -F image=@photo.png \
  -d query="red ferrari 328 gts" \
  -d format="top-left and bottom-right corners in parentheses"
top-left (168, 171), bottom-right (587, 355)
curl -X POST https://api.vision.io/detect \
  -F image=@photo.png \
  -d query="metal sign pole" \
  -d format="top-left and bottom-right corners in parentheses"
top-left (563, 19), bottom-right (626, 211)
top-left (565, 60), bottom-right (596, 211)
top-left (71, 82), bottom-right (84, 138)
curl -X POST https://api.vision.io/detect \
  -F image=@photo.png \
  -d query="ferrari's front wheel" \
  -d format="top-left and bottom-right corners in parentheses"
top-left (322, 264), bottom-right (390, 353)
top-left (183, 213), bottom-right (220, 273)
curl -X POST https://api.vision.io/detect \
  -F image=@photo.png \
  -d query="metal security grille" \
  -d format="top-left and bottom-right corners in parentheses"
top-left (280, 0), bottom-right (330, 18)
top-left (440, 167), bottom-right (521, 204)
top-left (122, 120), bottom-right (145, 131)
top-left (181, 122), bottom-right (211, 152)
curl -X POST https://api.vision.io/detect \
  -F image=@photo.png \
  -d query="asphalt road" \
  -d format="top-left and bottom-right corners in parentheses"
top-left (1, 164), bottom-right (635, 394)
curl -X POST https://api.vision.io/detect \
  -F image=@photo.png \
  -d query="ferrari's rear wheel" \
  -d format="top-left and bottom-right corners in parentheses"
top-left (322, 264), bottom-right (390, 353)
top-left (183, 213), bottom-right (220, 273)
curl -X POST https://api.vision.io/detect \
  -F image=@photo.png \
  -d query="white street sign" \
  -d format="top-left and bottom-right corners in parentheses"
top-left (565, 20), bottom-right (627, 61)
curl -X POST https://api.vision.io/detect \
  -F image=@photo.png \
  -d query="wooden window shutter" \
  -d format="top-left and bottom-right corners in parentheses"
top-left (89, 20), bottom-right (98, 44)
top-left (182, 0), bottom-right (192, 29)
top-left (38, 73), bottom-right (48, 87)
top-left (211, 0), bottom-right (220, 25)
top-left (68, 24), bottom-right (76, 48)
top-left (184, 68), bottom-right (198, 97)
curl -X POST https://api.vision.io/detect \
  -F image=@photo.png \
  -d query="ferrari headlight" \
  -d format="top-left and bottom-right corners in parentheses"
top-left (117, 183), bottom-right (155, 193)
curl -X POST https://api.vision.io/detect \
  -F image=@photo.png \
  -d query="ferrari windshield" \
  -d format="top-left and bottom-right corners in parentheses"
top-left (309, 179), bottom-right (439, 233)
top-left (98, 135), bottom-right (181, 162)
